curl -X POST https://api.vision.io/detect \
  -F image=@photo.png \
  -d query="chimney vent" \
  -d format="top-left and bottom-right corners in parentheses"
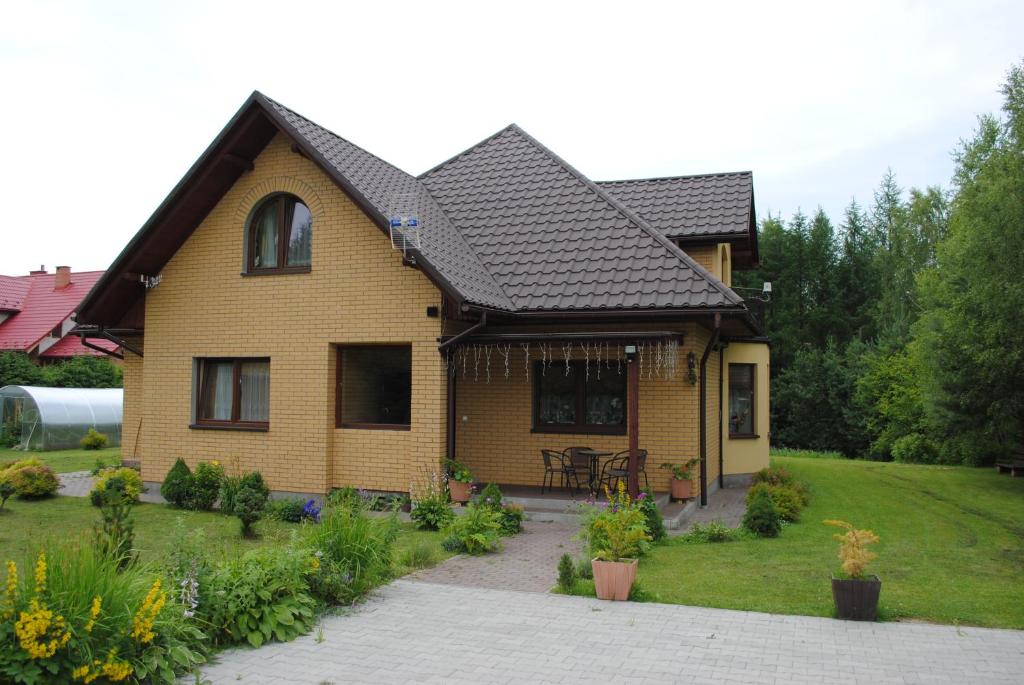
top-left (30, 265), bottom-right (46, 275)
top-left (55, 266), bottom-right (72, 289)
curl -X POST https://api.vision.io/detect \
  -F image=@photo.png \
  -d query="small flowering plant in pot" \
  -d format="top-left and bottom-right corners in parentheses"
top-left (659, 459), bottom-right (698, 501)
top-left (444, 459), bottom-right (474, 505)
top-left (825, 519), bottom-right (881, 621)
top-left (586, 482), bottom-right (652, 601)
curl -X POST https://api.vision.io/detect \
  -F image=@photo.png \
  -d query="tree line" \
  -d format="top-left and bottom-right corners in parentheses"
top-left (0, 351), bottom-right (123, 389)
top-left (735, 61), bottom-right (1024, 465)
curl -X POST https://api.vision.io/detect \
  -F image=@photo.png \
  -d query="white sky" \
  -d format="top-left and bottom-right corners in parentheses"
top-left (0, 0), bottom-right (1021, 274)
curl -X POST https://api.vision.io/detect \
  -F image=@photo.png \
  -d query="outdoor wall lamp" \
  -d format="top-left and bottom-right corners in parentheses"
top-left (624, 344), bottom-right (637, 359)
top-left (687, 351), bottom-right (698, 385)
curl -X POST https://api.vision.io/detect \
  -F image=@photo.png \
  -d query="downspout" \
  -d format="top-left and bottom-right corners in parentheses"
top-left (698, 314), bottom-right (721, 507)
top-left (718, 346), bottom-right (725, 490)
top-left (438, 311), bottom-right (486, 352)
top-left (440, 310), bottom-right (486, 463)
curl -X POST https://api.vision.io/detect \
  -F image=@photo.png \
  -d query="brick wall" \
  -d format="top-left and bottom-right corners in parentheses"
top-left (130, 133), bottom-right (445, 494)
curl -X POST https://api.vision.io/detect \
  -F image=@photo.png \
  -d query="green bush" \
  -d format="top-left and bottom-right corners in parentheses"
top-left (0, 416), bottom-right (20, 448)
top-left (638, 488), bottom-right (666, 542)
top-left (188, 461), bottom-right (224, 511)
top-left (441, 503), bottom-right (502, 555)
top-left (498, 503), bottom-right (525, 535)
top-left (160, 458), bottom-right (192, 508)
top-left (410, 471), bottom-right (455, 531)
top-left (9, 465), bottom-right (59, 499)
top-left (267, 496), bottom-right (308, 523)
top-left (743, 488), bottom-right (781, 537)
top-left (474, 482), bottom-right (503, 509)
top-left (200, 546), bottom-right (317, 648)
top-left (680, 520), bottom-right (744, 543)
top-left (891, 433), bottom-right (939, 464)
top-left (557, 553), bottom-right (577, 592)
top-left (79, 427), bottom-right (109, 450)
top-left (300, 504), bottom-right (400, 605)
top-left (397, 541), bottom-right (439, 571)
top-left (90, 466), bottom-right (143, 507)
top-left (0, 481), bottom-right (14, 511)
top-left (580, 484), bottom-right (652, 561)
top-left (752, 466), bottom-right (810, 506)
top-left (745, 482), bottom-right (804, 523)
top-left (92, 476), bottom-right (138, 570)
top-left (230, 473), bottom-right (270, 538)
top-left (575, 556), bottom-right (593, 579)
top-left (0, 544), bottom-right (207, 684)
top-left (220, 471), bottom-right (270, 514)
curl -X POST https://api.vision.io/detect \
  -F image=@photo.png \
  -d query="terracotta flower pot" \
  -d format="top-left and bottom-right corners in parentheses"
top-left (448, 480), bottom-right (472, 504)
top-left (669, 478), bottom-right (692, 500)
top-left (831, 575), bottom-right (881, 621)
top-left (592, 558), bottom-right (638, 601)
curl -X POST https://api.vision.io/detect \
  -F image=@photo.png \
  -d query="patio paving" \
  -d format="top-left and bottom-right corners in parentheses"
top-left (406, 519), bottom-right (582, 593)
top-left (58, 470), bottom-right (166, 503)
top-left (194, 579), bottom-right (1024, 684)
top-left (673, 485), bottom-right (748, 533)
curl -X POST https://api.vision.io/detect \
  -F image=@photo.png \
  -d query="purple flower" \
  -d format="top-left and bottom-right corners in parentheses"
top-left (302, 499), bottom-right (321, 523)
top-left (637, 492), bottom-right (647, 502)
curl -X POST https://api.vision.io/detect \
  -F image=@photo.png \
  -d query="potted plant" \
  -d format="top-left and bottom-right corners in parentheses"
top-left (660, 459), bottom-right (697, 500)
top-left (825, 519), bottom-right (881, 620)
top-left (444, 458), bottom-right (474, 504)
top-left (587, 483), bottom-right (652, 600)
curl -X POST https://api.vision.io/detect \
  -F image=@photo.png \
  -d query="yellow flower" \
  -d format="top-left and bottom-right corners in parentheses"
top-left (85, 596), bottom-right (101, 632)
top-left (131, 578), bottom-right (166, 644)
top-left (309, 556), bottom-right (321, 571)
top-left (2, 560), bottom-right (16, 619)
top-left (72, 665), bottom-right (89, 680)
top-left (14, 597), bottom-right (68, 659)
top-left (33, 551), bottom-right (46, 595)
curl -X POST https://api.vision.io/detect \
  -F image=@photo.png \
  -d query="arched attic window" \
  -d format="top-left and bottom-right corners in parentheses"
top-left (246, 194), bottom-right (312, 274)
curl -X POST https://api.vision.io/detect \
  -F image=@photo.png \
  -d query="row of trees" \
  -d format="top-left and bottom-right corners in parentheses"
top-left (0, 351), bottom-right (123, 389)
top-left (736, 61), bottom-right (1024, 465)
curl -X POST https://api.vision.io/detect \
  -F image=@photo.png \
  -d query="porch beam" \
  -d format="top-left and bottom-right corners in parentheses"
top-left (627, 346), bottom-right (640, 499)
top-left (442, 330), bottom-right (683, 345)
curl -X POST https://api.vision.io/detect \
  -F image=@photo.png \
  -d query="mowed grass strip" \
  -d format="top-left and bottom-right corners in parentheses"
top-left (638, 455), bottom-right (1024, 628)
top-left (0, 446), bottom-right (122, 474)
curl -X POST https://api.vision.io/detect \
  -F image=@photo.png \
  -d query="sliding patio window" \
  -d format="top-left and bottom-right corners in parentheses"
top-left (728, 363), bottom-right (756, 437)
top-left (194, 358), bottom-right (270, 430)
top-left (337, 346), bottom-right (412, 430)
top-left (533, 361), bottom-right (626, 435)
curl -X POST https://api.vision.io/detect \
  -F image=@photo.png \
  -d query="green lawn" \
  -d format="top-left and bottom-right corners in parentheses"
top-left (0, 494), bottom-right (450, 573)
top-left (0, 446), bottom-right (122, 473)
top-left (599, 455), bottom-right (1024, 628)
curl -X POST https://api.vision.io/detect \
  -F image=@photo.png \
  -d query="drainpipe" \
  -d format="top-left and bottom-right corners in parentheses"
top-left (718, 346), bottom-right (725, 490)
top-left (438, 311), bottom-right (486, 352)
top-left (439, 310), bottom-right (486, 465)
top-left (698, 314), bottom-right (721, 507)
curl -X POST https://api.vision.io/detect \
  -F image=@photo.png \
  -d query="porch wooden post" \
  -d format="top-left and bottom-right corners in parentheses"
top-left (627, 350), bottom-right (640, 499)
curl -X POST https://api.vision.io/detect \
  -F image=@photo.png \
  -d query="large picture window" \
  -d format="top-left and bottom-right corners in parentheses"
top-left (728, 363), bottom-right (756, 437)
top-left (246, 194), bottom-right (312, 273)
top-left (194, 358), bottom-right (270, 429)
top-left (533, 361), bottom-right (626, 435)
top-left (337, 346), bottom-right (412, 429)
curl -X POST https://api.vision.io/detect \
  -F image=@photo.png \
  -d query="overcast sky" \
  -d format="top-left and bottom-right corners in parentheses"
top-left (1, 0), bottom-right (1021, 275)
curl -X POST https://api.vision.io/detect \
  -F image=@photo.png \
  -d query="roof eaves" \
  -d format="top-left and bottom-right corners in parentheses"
top-left (506, 125), bottom-right (744, 308)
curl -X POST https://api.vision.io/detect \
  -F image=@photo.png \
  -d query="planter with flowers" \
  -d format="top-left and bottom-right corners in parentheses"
top-left (444, 459), bottom-right (474, 505)
top-left (659, 459), bottom-right (698, 501)
top-left (825, 519), bottom-right (881, 620)
top-left (585, 482), bottom-right (652, 600)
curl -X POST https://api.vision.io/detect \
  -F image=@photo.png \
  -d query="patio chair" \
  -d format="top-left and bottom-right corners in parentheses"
top-left (596, 449), bottom-right (650, 493)
top-left (541, 449), bottom-right (582, 495)
top-left (562, 446), bottom-right (594, 487)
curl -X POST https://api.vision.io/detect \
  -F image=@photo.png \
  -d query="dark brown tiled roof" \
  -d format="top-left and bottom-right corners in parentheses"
top-left (597, 172), bottom-right (753, 240)
top-left (262, 96), bottom-right (514, 311)
top-left (420, 125), bottom-right (742, 311)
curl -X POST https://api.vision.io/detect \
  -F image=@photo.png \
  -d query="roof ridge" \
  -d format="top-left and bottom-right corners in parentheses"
top-left (597, 170), bottom-right (752, 185)
top-left (506, 125), bottom-right (743, 307)
top-left (417, 123), bottom-right (519, 180)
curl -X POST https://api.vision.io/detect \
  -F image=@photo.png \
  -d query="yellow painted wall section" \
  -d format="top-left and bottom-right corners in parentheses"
top-left (135, 133), bottom-right (445, 493)
top-left (454, 326), bottom-right (716, 495)
top-left (682, 244), bottom-right (731, 286)
top-left (722, 341), bottom-right (770, 475)
top-left (705, 347), bottom-right (722, 486)
top-left (686, 246), bottom-right (716, 273)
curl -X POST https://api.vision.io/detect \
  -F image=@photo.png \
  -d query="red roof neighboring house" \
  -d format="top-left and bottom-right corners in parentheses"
top-left (0, 267), bottom-right (119, 359)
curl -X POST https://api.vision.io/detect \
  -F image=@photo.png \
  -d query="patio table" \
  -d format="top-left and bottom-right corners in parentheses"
top-left (575, 448), bottom-right (614, 494)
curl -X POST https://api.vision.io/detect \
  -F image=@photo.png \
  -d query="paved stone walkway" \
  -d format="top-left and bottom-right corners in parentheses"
top-left (406, 520), bottom-right (581, 593)
top-left (677, 486), bottom-right (748, 532)
top-left (195, 580), bottom-right (1024, 684)
top-left (58, 470), bottom-right (165, 503)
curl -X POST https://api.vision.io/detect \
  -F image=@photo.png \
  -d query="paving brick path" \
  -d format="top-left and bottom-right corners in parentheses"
top-left (58, 470), bottom-right (165, 503)
top-left (195, 579), bottom-right (1024, 684)
top-left (406, 519), bottom-right (581, 593)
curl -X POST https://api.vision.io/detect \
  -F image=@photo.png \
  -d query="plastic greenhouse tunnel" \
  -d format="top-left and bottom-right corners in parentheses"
top-left (0, 385), bottom-right (123, 451)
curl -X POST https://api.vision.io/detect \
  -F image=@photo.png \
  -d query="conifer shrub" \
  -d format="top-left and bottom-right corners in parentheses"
top-left (557, 553), bottom-right (577, 592)
top-left (160, 458), bottom-right (192, 508)
top-left (742, 487), bottom-right (781, 538)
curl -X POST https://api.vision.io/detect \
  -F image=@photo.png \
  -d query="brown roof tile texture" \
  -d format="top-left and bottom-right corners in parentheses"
top-left (597, 173), bottom-right (753, 240)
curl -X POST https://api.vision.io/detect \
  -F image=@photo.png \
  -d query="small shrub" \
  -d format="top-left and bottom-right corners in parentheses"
top-left (752, 465), bottom-right (810, 506)
top-left (410, 470), bottom-right (455, 530)
top-left (220, 471), bottom-right (270, 514)
top-left (228, 472), bottom-right (270, 538)
top-left (557, 553), bottom-right (577, 592)
top-left (575, 556), bottom-right (593, 579)
top-left (474, 482), bottom-right (503, 509)
top-left (824, 519), bottom-right (880, 579)
top-left (9, 464), bottom-right (59, 498)
top-left (327, 486), bottom-right (362, 511)
top-left (0, 480), bottom-right (14, 511)
top-left (582, 482), bottom-right (652, 561)
top-left (441, 503), bottom-right (502, 554)
top-left (0, 456), bottom-right (43, 474)
top-left (743, 488), bottom-right (781, 538)
top-left (497, 503), bottom-right (525, 535)
top-left (188, 461), bottom-right (224, 511)
top-left (441, 535), bottom-right (463, 553)
top-left (89, 457), bottom-right (109, 475)
top-left (891, 433), bottom-right (939, 464)
top-left (79, 427), bottom-right (109, 450)
top-left (161, 458), bottom-right (193, 508)
top-left (745, 482), bottom-right (804, 523)
top-left (397, 541), bottom-right (439, 571)
top-left (267, 497), bottom-right (308, 523)
top-left (680, 520), bottom-right (744, 543)
top-left (92, 476), bottom-right (138, 570)
top-left (90, 466), bottom-right (144, 507)
top-left (638, 488), bottom-right (666, 542)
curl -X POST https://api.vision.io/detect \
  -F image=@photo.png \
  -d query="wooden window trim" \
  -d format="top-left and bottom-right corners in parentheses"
top-left (728, 362), bottom-right (756, 438)
top-left (193, 357), bottom-right (270, 430)
top-left (335, 344), bottom-right (412, 430)
top-left (245, 194), bottom-right (312, 275)
top-left (531, 361), bottom-right (627, 436)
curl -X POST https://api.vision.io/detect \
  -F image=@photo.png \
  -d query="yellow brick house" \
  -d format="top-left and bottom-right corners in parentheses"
top-left (75, 92), bottom-right (769, 505)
